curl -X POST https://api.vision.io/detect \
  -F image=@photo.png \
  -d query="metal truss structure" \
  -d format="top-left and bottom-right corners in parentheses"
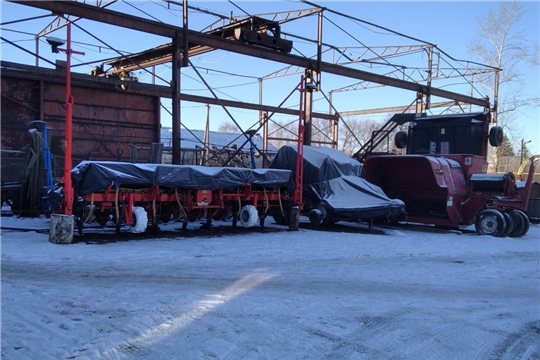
top-left (4, 0), bottom-right (500, 165)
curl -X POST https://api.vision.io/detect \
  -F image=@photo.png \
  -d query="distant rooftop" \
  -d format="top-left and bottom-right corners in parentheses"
top-left (160, 127), bottom-right (279, 153)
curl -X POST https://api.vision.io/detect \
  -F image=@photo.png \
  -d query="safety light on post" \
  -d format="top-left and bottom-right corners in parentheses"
top-left (304, 69), bottom-right (317, 91)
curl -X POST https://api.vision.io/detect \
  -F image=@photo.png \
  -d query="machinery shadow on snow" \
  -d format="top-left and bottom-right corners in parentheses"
top-left (70, 222), bottom-right (295, 244)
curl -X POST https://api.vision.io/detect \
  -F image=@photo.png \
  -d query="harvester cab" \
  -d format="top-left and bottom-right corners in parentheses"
top-left (357, 111), bottom-right (532, 237)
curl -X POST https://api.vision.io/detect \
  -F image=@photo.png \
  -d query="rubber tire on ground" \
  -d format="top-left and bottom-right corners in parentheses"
top-left (130, 206), bottom-right (148, 233)
top-left (514, 209), bottom-right (530, 236)
top-left (309, 209), bottom-right (322, 229)
top-left (240, 205), bottom-right (258, 228)
top-left (489, 126), bottom-right (504, 147)
top-left (499, 211), bottom-right (514, 237)
top-left (475, 209), bottom-right (506, 237)
top-left (394, 131), bottom-right (408, 149)
top-left (508, 210), bottom-right (525, 237)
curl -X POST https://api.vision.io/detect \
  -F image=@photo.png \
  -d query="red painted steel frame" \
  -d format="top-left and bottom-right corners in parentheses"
top-left (79, 184), bottom-right (286, 228)
top-left (293, 76), bottom-right (305, 209)
top-left (57, 23), bottom-right (85, 215)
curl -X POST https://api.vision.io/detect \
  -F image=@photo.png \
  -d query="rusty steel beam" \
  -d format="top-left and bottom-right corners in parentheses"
top-left (340, 100), bottom-right (469, 117)
top-left (104, 44), bottom-right (219, 76)
top-left (179, 94), bottom-right (336, 120)
top-left (105, 14), bottom-right (291, 75)
top-left (11, 0), bottom-right (491, 108)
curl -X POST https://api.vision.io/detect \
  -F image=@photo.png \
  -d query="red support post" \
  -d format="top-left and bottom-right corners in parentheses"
top-left (293, 76), bottom-right (305, 209)
top-left (58, 23), bottom-right (85, 215)
top-left (63, 23), bottom-right (74, 214)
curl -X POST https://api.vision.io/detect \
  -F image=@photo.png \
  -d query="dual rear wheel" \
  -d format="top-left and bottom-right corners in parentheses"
top-left (475, 209), bottom-right (530, 237)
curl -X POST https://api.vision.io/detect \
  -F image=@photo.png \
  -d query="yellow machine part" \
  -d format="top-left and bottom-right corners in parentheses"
top-left (517, 155), bottom-right (540, 181)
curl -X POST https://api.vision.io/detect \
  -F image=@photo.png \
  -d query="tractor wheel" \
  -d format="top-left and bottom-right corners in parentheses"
top-left (394, 131), bottom-right (408, 149)
top-left (514, 210), bottom-right (530, 236)
top-left (508, 210), bottom-right (525, 237)
top-left (475, 209), bottom-right (506, 236)
top-left (489, 126), bottom-right (504, 147)
top-left (309, 209), bottom-right (322, 229)
top-left (500, 212), bottom-right (515, 237)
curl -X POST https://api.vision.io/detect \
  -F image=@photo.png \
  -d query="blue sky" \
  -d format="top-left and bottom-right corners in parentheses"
top-left (1, 1), bottom-right (538, 153)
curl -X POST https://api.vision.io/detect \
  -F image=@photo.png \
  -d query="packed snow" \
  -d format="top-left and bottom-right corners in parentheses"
top-left (1, 215), bottom-right (539, 360)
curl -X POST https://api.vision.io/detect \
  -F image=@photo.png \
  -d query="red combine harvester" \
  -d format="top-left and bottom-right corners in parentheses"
top-left (356, 111), bottom-right (534, 237)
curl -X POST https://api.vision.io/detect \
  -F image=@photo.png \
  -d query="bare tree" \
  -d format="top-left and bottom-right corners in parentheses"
top-left (310, 117), bottom-right (335, 146)
top-left (268, 115), bottom-right (403, 158)
top-left (338, 117), bottom-right (384, 156)
top-left (218, 121), bottom-right (239, 133)
top-left (268, 118), bottom-right (298, 149)
top-left (467, 0), bottom-right (539, 169)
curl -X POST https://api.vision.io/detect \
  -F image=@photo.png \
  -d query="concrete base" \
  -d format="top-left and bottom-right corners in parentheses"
top-left (289, 206), bottom-right (300, 230)
top-left (49, 214), bottom-right (75, 244)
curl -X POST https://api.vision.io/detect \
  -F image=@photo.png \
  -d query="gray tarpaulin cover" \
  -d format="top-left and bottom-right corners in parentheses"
top-left (71, 161), bottom-right (293, 195)
top-left (270, 145), bottom-right (405, 219)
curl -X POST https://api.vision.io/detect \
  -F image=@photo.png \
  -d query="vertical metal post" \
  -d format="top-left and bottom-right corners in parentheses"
top-left (63, 22), bottom-right (74, 215)
top-left (415, 92), bottom-right (423, 115)
top-left (328, 91), bottom-right (338, 149)
top-left (328, 91), bottom-right (333, 115)
top-left (259, 78), bottom-right (263, 123)
top-left (521, 139), bottom-right (524, 164)
top-left (262, 111), bottom-right (268, 168)
top-left (182, 0), bottom-right (189, 68)
top-left (54, 23), bottom-right (84, 215)
top-left (469, 74), bottom-right (474, 112)
top-left (426, 46), bottom-right (433, 110)
top-left (304, 86), bottom-right (313, 146)
top-left (332, 118), bottom-right (338, 149)
top-left (249, 135), bottom-right (256, 169)
top-left (316, 9), bottom-right (323, 90)
top-left (172, 37), bottom-right (182, 164)
top-left (294, 76), bottom-right (305, 209)
top-left (43, 125), bottom-right (53, 191)
top-left (204, 104), bottom-right (210, 165)
top-left (35, 38), bottom-right (39, 67)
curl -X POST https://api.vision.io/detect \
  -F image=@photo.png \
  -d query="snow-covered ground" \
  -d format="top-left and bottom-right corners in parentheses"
top-left (1, 215), bottom-right (539, 360)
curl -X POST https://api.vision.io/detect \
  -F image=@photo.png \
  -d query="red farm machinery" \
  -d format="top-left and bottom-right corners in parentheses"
top-left (47, 79), bottom-right (308, 237)
top-left (356, 111), bottom-right (534, 237)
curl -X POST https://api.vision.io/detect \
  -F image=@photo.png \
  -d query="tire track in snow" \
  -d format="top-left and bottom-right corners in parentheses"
top-left (2, 308), bottom-right (69, 360)
top-left (316, 310), bottom-right (410, 360)
top-left (488, 321), bottom-right (540, 360)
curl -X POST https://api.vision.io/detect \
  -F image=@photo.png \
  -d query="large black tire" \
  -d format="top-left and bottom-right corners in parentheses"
top-left (514, 210), bottom-right (530, 236)
top-left (508, 210), bottom-right (525, 237)
top-left (500, 211), bottom-right (514, 237)
top-left (394, 131), bottom-right (408, 149)
top-left (475, 209), bottom-right (506, 237)
top-left (489, 126), bottom-right (504, 147)
top-left (309, 209), bottom-right (322, 229)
